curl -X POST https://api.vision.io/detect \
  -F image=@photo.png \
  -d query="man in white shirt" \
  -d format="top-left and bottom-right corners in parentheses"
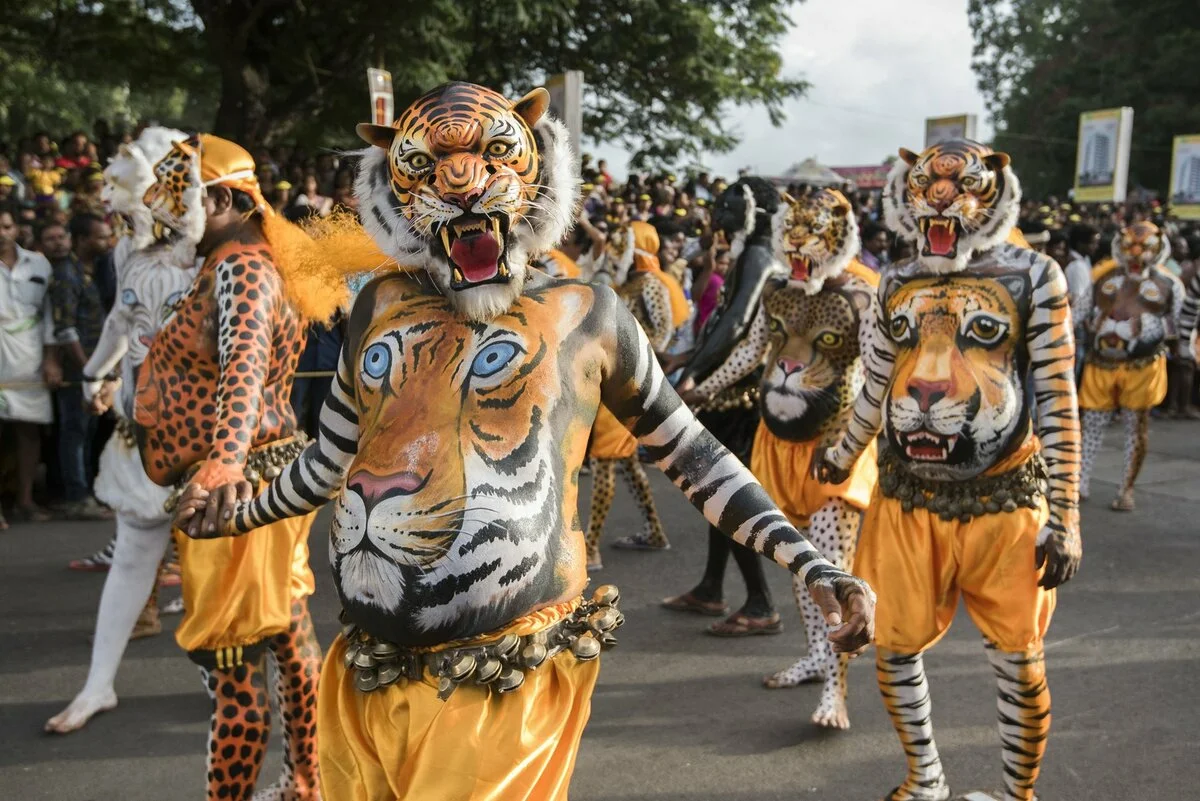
top-left (0, 209), bottom-right (62, 527)
top-left (1065, 223), bottom-right (1100, 381)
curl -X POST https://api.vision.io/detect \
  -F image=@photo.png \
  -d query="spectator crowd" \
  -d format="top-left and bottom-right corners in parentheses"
top-left (3, 121), bottom-right (1200, 532)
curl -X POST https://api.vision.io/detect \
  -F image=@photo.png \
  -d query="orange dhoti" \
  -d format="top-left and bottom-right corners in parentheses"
top-left (318, 601), bottom-right (601, 801)
top-left (1078, 353), bottom-right (1168, 411)
top-left (173, 495), bottom-right (316, 655)
top-left (750, 423), bottom-right (877, 526)
top-left (587, 403), bottom-right (637, 460)
top-left (856, 443), bottom-right (1055, 654)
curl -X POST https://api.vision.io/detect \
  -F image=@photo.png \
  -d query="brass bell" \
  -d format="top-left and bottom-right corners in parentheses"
top-left (476, 657), bottom-right (502, 684)
top-left (377, 663), bottom-right (402, 687)
top-left (971, 501), bottom-right (985, 516)
top-left (355, 668), bottom-right (379, 692)
top-left (495, 667), bottom-right (525, 694)
top-left (343, 643), bottom-right (361, 670)
top-left (264, 465), bottom-right (282, 479)
top-left (354, 649), bottom-right (376, 669)
top-left (496, 634), bottom-right (521, 658)
top-left (599, 632), bottom-right (618, 648)
top-left (245, 469), bottom-right (262, 485)
top-left (521, 642), bottom-right (548, 669)
top-left (449, 653), bottom-right (477, 681)
top-left (592, 585), bottom-right (620, 607)
top-left (437, 675), bottom-right (455, 698)
top-left (900, 499), bottom-right (913, 512)
top-left (572, 634), bottom-right (601, 662)
top-left (372, 641), bottom-right (399, 658)
top-left (588, 607), bottom-right (620, 633)
top-left (993, 489), bottom-right (1010, 502)
top-left (1001, 499), bottom-right (1017, 513)
top-left (985, 500), bottom-right (1000, 514)
top-left (912, 493), bottom-right (926, 508)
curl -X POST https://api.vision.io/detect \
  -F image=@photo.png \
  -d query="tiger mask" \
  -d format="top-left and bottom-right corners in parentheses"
top-left (883, 274), bottom-right (1029, 480)
top-left (355, 82), bottom-right (578, 322)
top-left (142, 135), bottom-right (206, 265)
top-left (103, 126), bottom-right (187, 249)
top-left (883, 139), bottom-right (1020, 273)
top-left (771, 188), bottom-right (859, 295)
top-left (1113, 221), bottom-right (1170, 276)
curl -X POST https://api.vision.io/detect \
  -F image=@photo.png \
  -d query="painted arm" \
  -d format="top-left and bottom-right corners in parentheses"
top-left (81, 306), bottom-right (130, 404)
top-left (189, 252), bottom-right (279, 491)
top-left (232, 342), bottom-right (360, 532)
top-left (681, 243), bottom-right (777, 385)
top-left (640, 276), bottom-right (675, 352)
top-left (1180, 269), bottom-right (1200, 360)
top-left (692, 304), bottom-right (769, 398)
top-left (600, 286), bottom-right (865, 597)
top-left (1026, 258), bottom-right (1082, 588)
top-left (824, 291), bottom-right (894, 473)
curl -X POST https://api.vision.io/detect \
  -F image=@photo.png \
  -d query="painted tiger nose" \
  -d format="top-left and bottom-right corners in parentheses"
top-left (349, 469), bottom-right (430, 503)
top-left (442, 187), bottom-right (484, 210)
top-left (777, 358), bottom-right (805, 375)
top-left (908, 377), bottom-right (950, 411)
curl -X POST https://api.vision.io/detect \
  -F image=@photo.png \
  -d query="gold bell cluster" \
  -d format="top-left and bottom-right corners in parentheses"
top-left (339, 584), bottom-right (625, 701)
top-left (163, 434), bottom-right (309, 513)
top-left (877, 446), bottom-right (1048, 523)
top-left (695, 384), bottom-right (759, 414)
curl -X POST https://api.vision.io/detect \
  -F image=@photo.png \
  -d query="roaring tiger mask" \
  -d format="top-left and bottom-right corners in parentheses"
top-left (772, 188), bottom-right (859, 294)
top-left (1113, 221), bottom-right (1170, 276)
top-left (883, 273), bottom-right (1030, 480)
top-left (356, 82), bottom-right (577, 322)
top-left (883, 139), bottom-right (1020, 273)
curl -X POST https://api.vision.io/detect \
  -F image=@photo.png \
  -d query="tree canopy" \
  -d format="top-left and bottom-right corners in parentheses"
top-left (1, 0), bottom-right (807, 166)
top-left (968, 0), bottom-right (1200, 197)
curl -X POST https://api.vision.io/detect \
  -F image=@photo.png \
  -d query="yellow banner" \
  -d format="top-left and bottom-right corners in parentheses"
top-left (1169, 134), bottom-right (1200, 220)
top-left (1074, 108), bottom-right (1133, 203)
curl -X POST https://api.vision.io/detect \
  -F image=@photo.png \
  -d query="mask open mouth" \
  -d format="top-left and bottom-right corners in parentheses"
top-left (437, 214), bottom-right (511, 290)
top-left (900, 429), bottom-right (959, 462)
top-left (919, 217), bottom-right (960, 258)
top-left (789, 254), bottom-right (811, 281)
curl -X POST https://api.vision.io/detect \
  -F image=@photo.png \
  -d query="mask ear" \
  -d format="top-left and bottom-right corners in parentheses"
top-left (513, 88), bottom-right (551, 128)
top-left (984, 152), bottom-right (1011, 171)
top-left (899, 148), bottom-right (920, 166)
top-left (355, 123), bottom-right (397, 150)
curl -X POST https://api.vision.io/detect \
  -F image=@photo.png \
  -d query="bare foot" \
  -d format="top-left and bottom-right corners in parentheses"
top-left (811, 686), bottom-right (850, 730)
top-left (763, 656), bottom-right (822, 688)
top-left (45, 689), bottom-right (118, 734)
top-left (1111, 490), bottom-right (1135, 511)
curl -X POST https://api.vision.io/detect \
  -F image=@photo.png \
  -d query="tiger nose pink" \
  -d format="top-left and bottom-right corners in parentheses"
top-left (349, 469), bottom-right (429, 502)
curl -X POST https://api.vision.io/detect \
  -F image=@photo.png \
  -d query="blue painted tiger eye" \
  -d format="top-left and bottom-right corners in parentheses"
top-left (470, 341), bottom-right (518, 378)
top-left (363, 342), bottom-right (391, 379)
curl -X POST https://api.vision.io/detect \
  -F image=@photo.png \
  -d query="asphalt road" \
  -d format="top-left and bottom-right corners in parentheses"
top-left (2, 421), bottom-right (1198, 801)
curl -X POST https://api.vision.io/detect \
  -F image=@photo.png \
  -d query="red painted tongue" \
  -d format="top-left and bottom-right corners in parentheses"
top-left (790, 257), bottom-right (810, 280)
top-left (927, 224), bottom-right (956, 256)
top-left (450, 233), bottom-right (501, 282)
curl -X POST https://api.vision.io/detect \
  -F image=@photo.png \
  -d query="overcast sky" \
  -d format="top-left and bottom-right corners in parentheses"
top-left (589, 0), bottom-right (992, 178)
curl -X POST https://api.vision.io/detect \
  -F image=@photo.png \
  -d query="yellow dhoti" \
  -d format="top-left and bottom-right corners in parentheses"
top-left (319, 601), bottom-right (601, 801)
top-left (1078, 353), bottom-right (1168, 411)
top-left (750, 423), bottom-right (877, 526)
top-left (587, 404), bottom-right (637, 460)
top-left (173, 494), bottom-right (316, 654)
top-left (856, 441), bottom-right (1055, 654)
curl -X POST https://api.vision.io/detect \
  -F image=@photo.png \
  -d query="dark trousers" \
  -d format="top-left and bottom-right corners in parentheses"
top-left (56, 386), bottom-right (97, 502)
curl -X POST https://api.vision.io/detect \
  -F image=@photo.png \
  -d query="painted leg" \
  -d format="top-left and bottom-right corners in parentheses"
top-left (1112, 409), bottom-right (1148, 511)
top-left (68, 533), bottom-right (118, 571)
top-left (584, 458), bottom-right (617, 570)
top-left (45, 515), bottom-right (171, 733)
top-left (984, 641), bottom-right (1051, 801)
top-left (765, 499), bottom-right (860, 701)
top-left (1078, 410), bottom-right (1112, 500)
top-left (201, 656), bottom-right (272, 801)
top-left (876, 648), bottom-right (951, 801)
top-left (612, 457), bottom-right (669, 549)
top-left (255, 600), bottom-right (322, 801)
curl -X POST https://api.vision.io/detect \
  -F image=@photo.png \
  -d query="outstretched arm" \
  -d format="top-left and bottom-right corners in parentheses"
top-left (639, 276), bottom-right (676, 353)
top-left (177, 339), bottom-right (360, 537)
top-left (599, 287), bottom-right (873, 651)
top-left (689, 304), bottom-right (769, 400)
top-left (1026, 258), bottom-right (1082, 588)
top-left (822, 290), bottom-right (893, 477)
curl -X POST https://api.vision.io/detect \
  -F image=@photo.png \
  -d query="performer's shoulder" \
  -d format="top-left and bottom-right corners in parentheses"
top-left (844, 258), bottom-right (881, 289)
top-left (1091, 258), bottom-right (1118, 283)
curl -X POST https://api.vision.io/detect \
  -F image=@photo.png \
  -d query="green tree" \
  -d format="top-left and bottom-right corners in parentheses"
top-left (2, 0), bottom-right (807, 165)
top-left (968, 0), bottom-right (1200, 198)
